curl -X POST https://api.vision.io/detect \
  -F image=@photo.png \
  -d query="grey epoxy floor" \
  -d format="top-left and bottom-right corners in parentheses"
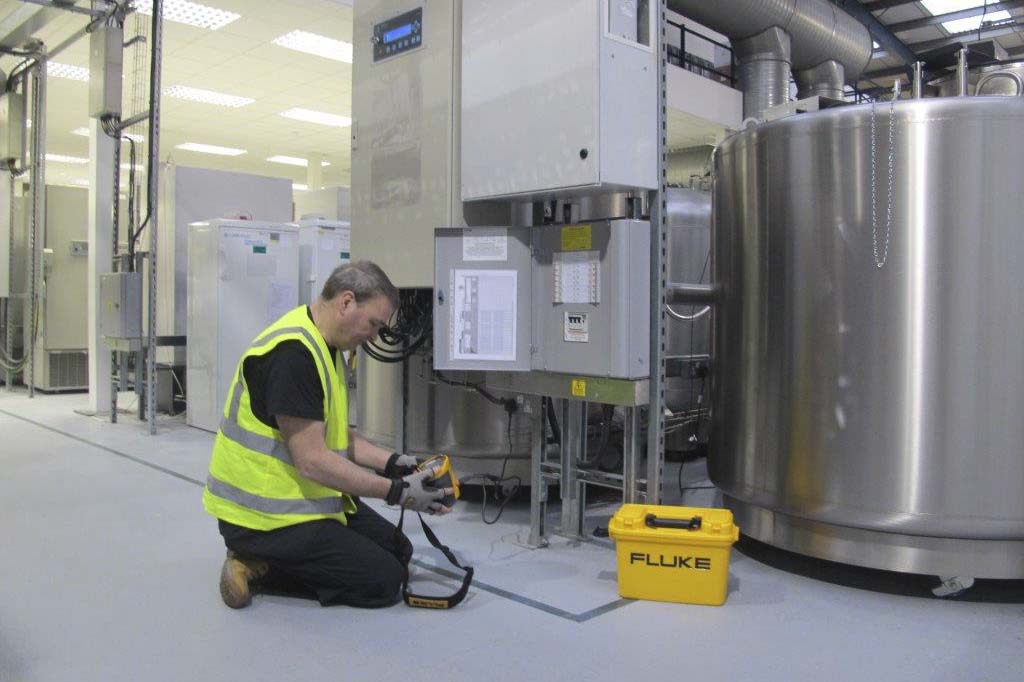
top-left (1, 390), bottom-right (1021, 682)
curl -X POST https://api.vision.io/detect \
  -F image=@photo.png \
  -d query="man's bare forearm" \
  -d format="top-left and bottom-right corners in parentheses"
top-left (350, 430), bottom-right (395, 471)
top-left (279, 416), bottom-right (393, 499)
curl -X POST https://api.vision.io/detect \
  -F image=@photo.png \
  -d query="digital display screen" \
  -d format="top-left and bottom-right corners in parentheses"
top-left (384, 23), bottom-right (413, 43)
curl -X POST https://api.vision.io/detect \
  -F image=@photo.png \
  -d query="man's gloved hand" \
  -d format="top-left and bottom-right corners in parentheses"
top-left (384, 452), bottom-right (420, 478)
top-left (385, 466), bottom-right (452, 515)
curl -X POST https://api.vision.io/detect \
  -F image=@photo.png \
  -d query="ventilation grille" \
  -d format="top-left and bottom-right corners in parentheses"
top-left (47, 351), bottom-right (89, 389)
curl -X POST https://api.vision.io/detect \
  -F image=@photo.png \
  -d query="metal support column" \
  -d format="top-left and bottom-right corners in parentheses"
top-left (528, 395), bottom-right (548, 548)
top-left (145, 0), bottom-right (163, 434)
top-left (5, 172), bottom-right (14, 390)
top-left (87, 117), bottom-right (115, 414)
top-left (559, 399), bottom-right (585, 538)
top-left (26, 57), bottom-right (46, 399)
top-left (623, 406), bottom-right (643, 503)
top-left (645, 0), bottom-right (668, 503)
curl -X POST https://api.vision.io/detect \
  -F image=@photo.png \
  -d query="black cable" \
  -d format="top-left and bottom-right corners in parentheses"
top-left (458, 405), bottom-right (521, 525)
top-left (361, 290), bottom-right (431, 363)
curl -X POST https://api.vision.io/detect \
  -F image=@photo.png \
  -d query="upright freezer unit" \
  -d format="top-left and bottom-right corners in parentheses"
top-left (186, 220), bottom-right (300, 432)
top-left (298, 218), bottom-right (351, 304)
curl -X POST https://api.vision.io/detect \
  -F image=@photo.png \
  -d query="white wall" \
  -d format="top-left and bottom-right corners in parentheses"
top-left (293, 186), bottom-right (351, 221)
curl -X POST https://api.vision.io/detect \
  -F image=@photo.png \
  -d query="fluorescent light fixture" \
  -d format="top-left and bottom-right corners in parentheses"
top-left (293, 183), bottom-right (309, 191)
top-left (272, 30), bottom-right (353, 63)
top-left (175, 142), bottom-right (247, 156)
top-left (920, 1), bottom-right (1011, 34)
top-left (164, 85), bottom-right (255, 108)
top-left (48, 62), bottom-right (90, 81)
top-left (280, 108), bottom-right (352, 128)
top-left (72, 127), bottom-right (145, 143)
top-left (46, 153), bottom-right (89, 164)
top-left (135, 0), bottom-right (240, 31)
top-left (72, 179), bottom-right (91, 187)
top-left (266, 155), bottom-right (331, 168)
top-left (121, 163), bottom-right (147, 171)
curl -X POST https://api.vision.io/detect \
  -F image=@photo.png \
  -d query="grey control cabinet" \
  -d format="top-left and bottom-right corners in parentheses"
top-left (433, 227), bottom-right (533, 371)
top-left (531, 220), bottom-right (650, 379)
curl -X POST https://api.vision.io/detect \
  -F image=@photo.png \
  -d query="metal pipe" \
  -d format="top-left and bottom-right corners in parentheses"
top-left (734, 26), bottom-right (792, 118)
top-left (666, 304), bottom-right (711, 321)
top-left (912, 61), bottom-right (924, 99)
top-left (118, 110), bottom-right (149, 130)
top-left (957, 47), bottom-right (970, 96)
top-left (795, 59), bottom-right (846, 100)
top-left (26, 58), bottom-right (46, 398)
top-left (145, 0), bottom-right (162, 434)
top-left (667, 282), bottom-right (717, 305)
top-left (668, 0), bottom-right (873, 80)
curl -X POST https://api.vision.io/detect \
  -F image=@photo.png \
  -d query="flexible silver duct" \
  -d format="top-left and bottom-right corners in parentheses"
top-left (669, 0), bottom-right (872, 117)
top-left (734, 27), bottom-right (792, 119)
top-left (795, 59), bottom-right (845, 100)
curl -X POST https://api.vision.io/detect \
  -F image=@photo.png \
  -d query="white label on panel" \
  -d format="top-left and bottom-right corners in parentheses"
top-left (462, 228), bottom-right (508, 261)
top-left (553, 250), bottom-right (600, 304)
top-left (338, 229), bottom-right (351, 255)
top-left (564, 311), bottom-right (590, 343)
top-left (269, 282), bottom-right (296, 322)
top-left (450, 268), bottom-right (517, 362)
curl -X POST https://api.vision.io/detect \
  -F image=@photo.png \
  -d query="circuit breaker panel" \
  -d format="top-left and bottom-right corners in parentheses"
top-left (531, 221), bottom-right (650, 379)
top-left (433, 227), bottom-right (533, 371)
top-left (434, 221), bottom-right (650, 379)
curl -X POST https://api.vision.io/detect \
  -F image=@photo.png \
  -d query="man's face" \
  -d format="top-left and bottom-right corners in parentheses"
top-left (331, 292), bottom-right (394, 351)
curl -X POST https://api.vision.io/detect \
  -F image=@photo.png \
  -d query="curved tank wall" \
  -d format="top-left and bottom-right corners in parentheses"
top-left (711, 96), bottom-right (1024, 578)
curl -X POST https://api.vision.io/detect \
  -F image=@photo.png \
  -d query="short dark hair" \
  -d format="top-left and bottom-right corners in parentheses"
top-left (320, 260), bottom-right (399, 310)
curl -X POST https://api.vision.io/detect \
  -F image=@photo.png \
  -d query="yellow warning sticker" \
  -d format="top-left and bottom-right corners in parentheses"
top-left (571, 379), bottom-right (587, 397)
top-left (561, 224), bottom-right (592, 251)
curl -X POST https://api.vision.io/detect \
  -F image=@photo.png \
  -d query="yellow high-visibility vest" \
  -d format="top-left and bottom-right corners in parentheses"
top-left (202, 305), bottom-right (356, 530)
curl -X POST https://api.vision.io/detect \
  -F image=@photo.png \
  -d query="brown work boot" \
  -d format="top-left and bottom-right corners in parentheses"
top-left (219, 551), bottom-right (270, 609)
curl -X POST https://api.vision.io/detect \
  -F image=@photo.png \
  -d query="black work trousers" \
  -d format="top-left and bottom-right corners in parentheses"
top-left (219, 499), bottom-right (412, 608)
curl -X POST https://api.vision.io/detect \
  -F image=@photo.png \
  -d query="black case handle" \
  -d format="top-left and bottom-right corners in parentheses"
top-left (645, 513), bottom-right (702, 531)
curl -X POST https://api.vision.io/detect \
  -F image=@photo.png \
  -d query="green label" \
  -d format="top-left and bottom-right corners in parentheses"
top-left (252, 245), bottom-right (267, 254)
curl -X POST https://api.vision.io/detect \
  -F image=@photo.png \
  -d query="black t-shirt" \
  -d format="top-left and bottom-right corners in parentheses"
top-left (242, 307), bottom-right (340, 429)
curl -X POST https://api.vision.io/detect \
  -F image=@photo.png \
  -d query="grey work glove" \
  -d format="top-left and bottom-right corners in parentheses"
top-left (384, 452), bottom-right (419, 478)
top-left (385, 466), bottom-right (450, 514)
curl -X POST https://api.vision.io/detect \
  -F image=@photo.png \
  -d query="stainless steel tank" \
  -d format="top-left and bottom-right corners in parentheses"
top-left (355, 349), bottom-right (532, 478)
top-left (712, 96), bottom-right (1024, 578)
top-left (930, 61), bottom-right (1024, 97)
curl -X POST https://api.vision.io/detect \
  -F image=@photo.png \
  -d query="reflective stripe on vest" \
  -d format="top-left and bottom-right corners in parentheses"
top-left (206, 474), bottom-right (348, 515)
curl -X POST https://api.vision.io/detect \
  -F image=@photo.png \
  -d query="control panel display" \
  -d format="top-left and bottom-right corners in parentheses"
top-left (373, 7), bottom-right (422, 62)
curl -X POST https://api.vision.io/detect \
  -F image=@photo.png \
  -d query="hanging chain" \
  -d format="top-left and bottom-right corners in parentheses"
top-left (871, 81), bottom-right (900, 269)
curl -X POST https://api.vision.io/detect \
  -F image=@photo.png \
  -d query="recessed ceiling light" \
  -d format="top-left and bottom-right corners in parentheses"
top-left (164, 85), bottom-right (255, 108)
top-left (120, 163), bottom-right (147, 171)
top-left (72, 127), bottom-right (146, 143)
top-left (175, 142), bottom-right (247, 156)
top-left (280, 108), bottom-right (352, 128)
top-left (272, 30), bottom-right (353, 63)
top-left (48, 62), bottom-right (90, 81)
top-left (46, 153), bottom-right (90, 164)
top-left (134, 0), bottom-right (240, 31)
top-left (920, 1), bottom-right (1011, 34)
top-left (72, 179), bottom-right (91, 187)
top-left (266, 155), bottom-right (331, 168)
top-left (293, 183), bottom-right (309, 191)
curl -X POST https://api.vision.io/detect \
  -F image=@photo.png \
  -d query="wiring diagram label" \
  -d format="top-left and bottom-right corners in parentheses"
top-left (449, 268), bottom-right (517, 362)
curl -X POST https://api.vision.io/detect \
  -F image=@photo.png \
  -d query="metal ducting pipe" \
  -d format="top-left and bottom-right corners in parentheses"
top-left (734, 27), bottom-right (792, 119)
top-left (795, 59), bottom-right (845, 100)
top-left (669, 0), bottom-right (872, 117)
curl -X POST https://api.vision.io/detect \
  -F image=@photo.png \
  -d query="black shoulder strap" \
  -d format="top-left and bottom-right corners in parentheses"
top-left (396, 507), bottom-right (474, 609)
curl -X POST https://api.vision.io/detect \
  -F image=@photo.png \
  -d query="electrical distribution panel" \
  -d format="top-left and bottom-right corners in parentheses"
top-left (531, 221), bottom-right (650, 379)
top-left (433, 227), bottom-right (533, 371)
top-left (0, 93), bottom-right (25, 163)
top-left (186, 220), bottom-right (299, 433)
top-left (433, 221), bottom-right (650, 378)
top-left (100, 272), bottom-right (143, 349)
top-left (0, 170), bottom-right (10, 298)
top-left (461, 0), bottom-right (657, 201)
top-left (298, 218), bottom-right (351, 304)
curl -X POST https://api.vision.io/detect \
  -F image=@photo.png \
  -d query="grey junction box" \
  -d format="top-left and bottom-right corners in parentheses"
top-left (531, 220), bottom-right (650, 379)
top-left (100, 272), bottom-right (143, 349)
